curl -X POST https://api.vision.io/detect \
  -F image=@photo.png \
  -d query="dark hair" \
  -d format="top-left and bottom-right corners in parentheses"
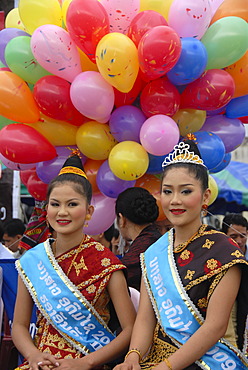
top-left (3, 218), bottom-right (25, 237)
top-left (112, 228), bottom-right (120, 240)
top-left (222, 213), bottom-right (248, 234)
top-left (47, 173), bottom-right (92, 204)
top-left (0, 221), bottom-right (4, 241)
top-left (104, 224), bottom-right (115, 242)
top-left (115, 187), bottom-right (159, 225)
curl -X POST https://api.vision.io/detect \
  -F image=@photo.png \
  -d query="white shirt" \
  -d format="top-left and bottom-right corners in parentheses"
top-left (0, 243), bottom-right (14, 259)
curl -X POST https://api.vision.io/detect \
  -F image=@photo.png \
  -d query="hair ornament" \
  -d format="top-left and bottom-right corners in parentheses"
top-left (58, 148), bottom-right (88, 179)
top-left (162, 141), bottom-right (206, 168)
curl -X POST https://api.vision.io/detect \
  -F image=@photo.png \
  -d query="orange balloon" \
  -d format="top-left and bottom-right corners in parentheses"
top-left (211, 0), bottom-right (248, 24)
top-left (78, 48), bottom-right (99, 72)
top-left (0, 71), bottom-right (40, 123)
top-left (84, 159), bottom-right (105, 193)
top-left (135, 173), bottom-right (165, 221)
top-left (224, 52), bottom-right (248, 98)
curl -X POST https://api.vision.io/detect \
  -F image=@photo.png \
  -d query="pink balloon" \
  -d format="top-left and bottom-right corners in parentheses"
top-left (84, 192), bottom-right (116, 234)
top-left (70, 71), bottom-right (115, 123)
top-left (168, 0), bottom-right (212, 39)
top-left (140, 115), bottom-right (180, 156)
top-left (0, 153), bottom-right (37, 170)
top-left (99, 0), bottom-right (140, 34)
top-left (209, 0), bottom-right (225, 16)
top-left (31, 25), bottom-right (81, 83)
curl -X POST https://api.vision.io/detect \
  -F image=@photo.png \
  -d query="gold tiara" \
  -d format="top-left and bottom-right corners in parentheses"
top-left (162, 141), bottom-right (206, 168)
top-left (58, 166), bottom-right (88, 179)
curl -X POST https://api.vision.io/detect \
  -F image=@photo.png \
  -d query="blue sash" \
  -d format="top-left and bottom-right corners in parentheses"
top-left (142, 231), bottom-right (248, 369)
top-left (16, 239), bottom-right (115, 355)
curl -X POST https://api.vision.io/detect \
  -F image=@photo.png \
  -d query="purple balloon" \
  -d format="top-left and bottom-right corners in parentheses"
top-left (0, 28), bottom-right (30, 66)
top-left (200, 115), bottom-right (245, 153)
top-left (109, 105), bottom-right (146, 142)
top-left (96, 160), bottom-right (136, 198)
top-left (0, 153), bottom-right (37, 170)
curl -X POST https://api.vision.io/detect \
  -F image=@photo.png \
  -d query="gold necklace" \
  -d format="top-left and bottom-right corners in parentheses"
top-left (173, 224), bottom-right (207, 253)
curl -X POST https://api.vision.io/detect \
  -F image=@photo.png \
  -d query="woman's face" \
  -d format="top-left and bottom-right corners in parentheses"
top-left (160, 167), bottom-right (210, 229)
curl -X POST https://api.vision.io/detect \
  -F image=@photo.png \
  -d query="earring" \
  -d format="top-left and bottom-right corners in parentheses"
top-left (202, 204), bottom-right (208, 217)
top-left (46, 216), bottom-right (50, 228)
top-left (84, 214), bottom-right (91, 228)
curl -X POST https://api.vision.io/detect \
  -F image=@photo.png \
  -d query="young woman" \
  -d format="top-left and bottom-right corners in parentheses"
top-left (12, 152), bottom-right (136, 370)
top-left (114, 140), bottom-right (248, 370)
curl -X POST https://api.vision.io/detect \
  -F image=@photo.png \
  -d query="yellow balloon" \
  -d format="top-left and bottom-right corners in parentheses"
top-left (173, 109), bottom-right (206, 137)
top-left (96, 33), bottom-right (139, 93)
top-left (27, 115), bottom-right (78, 146)
top-left (78, 49), bottom-right (99, 72)
top-left (109, 141), bottom-right (149, 181)
top-left (140, 0), bottom-right (174, 21)
top-left (61, 0), bottom-right (73, 28)
top-left (76, 121), bottom-right (117, 160)
top-left (18, 0), bottom-right (62, 34)
top-left (5, 8), bottom-right (27, 32)
top-left (208, 175), bottom-right (219, 205)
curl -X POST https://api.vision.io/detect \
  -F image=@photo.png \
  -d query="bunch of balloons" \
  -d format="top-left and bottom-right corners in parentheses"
top-left (0, 0), bottom-right (247, 233)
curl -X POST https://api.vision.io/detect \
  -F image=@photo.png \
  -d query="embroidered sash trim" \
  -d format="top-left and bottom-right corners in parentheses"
top-left (141, 231), bottom-right (248, 369)
top-left (16, 240), bottom-right (115, 355)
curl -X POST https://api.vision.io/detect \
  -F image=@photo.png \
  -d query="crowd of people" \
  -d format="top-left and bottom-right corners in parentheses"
top-left (0, 139), bottom-right (247, 370)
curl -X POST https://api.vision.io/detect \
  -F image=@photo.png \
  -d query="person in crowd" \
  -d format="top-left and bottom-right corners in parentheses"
top-left (90, 224), bottom-right (115, 251)
top-left (114, 139), bottom-right (248, 370)
top-left (0, 221), bottom-right (14, 259)
top-left (3, 218), bottom-right (26, 258)
top-left (222, 213), bottom-right (248, 260)
top-left (154, 217), bottom-right (173, 235)
top-left (12, 151), bottom-right (136, 370)
top-left (111, 228), bottom-right (121, 255)
top-left (115, 187), bottom-right (162, 291)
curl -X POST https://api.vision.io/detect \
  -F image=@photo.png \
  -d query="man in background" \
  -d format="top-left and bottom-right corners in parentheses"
top-left (222, 213), bottom-right (248, 260)
top-left (0, 221), bottom-right (14, 259)
top-left (3, 218), bottom-right (25, 259)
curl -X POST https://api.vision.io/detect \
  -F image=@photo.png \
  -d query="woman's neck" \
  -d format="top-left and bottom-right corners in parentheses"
top-left (128, 223), bottom-right (151, 241)
top-left (55, 233), bottom-right (85, 255)
top-left (174, 222), bottom-right (203, 246)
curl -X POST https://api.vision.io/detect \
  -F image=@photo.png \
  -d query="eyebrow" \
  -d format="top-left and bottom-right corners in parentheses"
top-left (50, 197), bottom-right (80, 201)
top-left (162, 183), bottom-right (194, 187)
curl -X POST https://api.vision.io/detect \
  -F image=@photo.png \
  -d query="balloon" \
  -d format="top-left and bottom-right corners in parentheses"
top-left (201, 16), bottom-right (248, 70)
top-left (26, 171), bottom-right (48, 200)
top-left (140, 115), bottom-right (180, 156)
top-left (210, 0), bottom-right (248, 24)
top-left (146, 153), bottom-right (165, 174)
top-left (84, 159), bottom-right (105, 194)
top-left (70, 71), bottom-right (115, 123)
top-left (66, 0), bottom-right (109, 63)
top-left (0, 115), bottom-right (17, 130)
top-left (135, 174), bottom-right (165, 221)
top-left (208, 175), bottom-right (218, 205)
top-left (83, 193), bottom-right (116, 234)
top-left (225, 95), bottom-right (248, 119)
top-left (20, 167), bottom-right (36, 187)
top-left (224, 52), bottom-right (248, 98)
top-left (109, 141), bottom-right (149, 181)
top-left (139, 0), bottom-right (174, 20)
top-left (5, 8), bottom-right (27, 31)
top-left (61, 0), bottom-right (73, 28)
top-left (76, 121), bottom-right (117, 160)
top-left (200, 115), bottom-right (245, 153)
top-left (5, 36), bottom-right (51, 84)
top-left (96, 160), bottom-right (136, 198)
top-left (138, 26), bottom-right (181, 81)
top-left (0, 153), bottom-right (37, 171)
top-left (0, 28), bottom-right (30, 66)
top-left (209, 152), bottom-right (231, 173)
top-left (167, 38), bottom-right (207, 85)
top-left (180, 69), bottom-right (235, 111)
top-left (78, 48), bottom-right (99, 72)
top-left (127, 10), bottom-right (168, 47)
top-left (0, 71), bottom-right (40, 123)
top-left (109, 105), bottom-right (146, 142)
top-left (168, 0), bottom-right (212, 39)
top-left (33, 76), bottom-right (86, 126)
top-left (28, 115), bottom-right (78, 146)
top-left (140, 77), bottom-right (180, 117)
top-left (0, 124), bottom-right (57, 164)
top-left (173, 109), bottom-right (206, 136)
top-left (31, 25), bottom-right (81, 83)
top-left (209, 0), bottom-right (225, 17)
top-left (192, 131), bottom-right (225, 171)
top-left (99, 0), bottom-right (139, 34)
top-left (114, 72), bottom-right (143, 107)
top-left (18, 0), bottom-right (62, 34)
top-left (96, 33), bottom-right (139, 93)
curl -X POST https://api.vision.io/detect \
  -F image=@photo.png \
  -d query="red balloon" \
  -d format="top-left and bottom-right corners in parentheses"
top-left (114, 72), bottom-right (144, 107)
top-left (0, 124), bottom-right (57, 163)
top-left (138, 26), bottom-right (181, 81)
top-left (20, 168), bottom-right (36, 187)
top-left (127, 10), bottom-right (168, 48)
top-left (84, 159), bottom-right (105, 194)
top-left (140, 76), bottom-right (180, 117)
top-left (33, 76), bottom-right (87, 126)
top-left (66, 0), bottom-right (110, 63)
top-left (180, 69), bottom-right (235, 111)
top-left (26, 171), bottom-right (48, 200)
top-left (239, 115), bottom-right (248, 123)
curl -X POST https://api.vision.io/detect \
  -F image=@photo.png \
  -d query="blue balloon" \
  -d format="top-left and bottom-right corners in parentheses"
top-left (225, 94), bottom-right (248, 118)
top-left (96, 160), bottom-right (136, 198)
top-left (147, 153), bottom-right (165, 174)
top-left (209, 152), bottom-right (231, 174)
top-left (193, 131), bottom-right (225, 171)
top-left (167, 37), bottom-right (207, 86)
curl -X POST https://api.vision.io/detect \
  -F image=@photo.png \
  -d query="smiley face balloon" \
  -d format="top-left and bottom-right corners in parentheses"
top-left (96, 32), bottom-right (139, 93)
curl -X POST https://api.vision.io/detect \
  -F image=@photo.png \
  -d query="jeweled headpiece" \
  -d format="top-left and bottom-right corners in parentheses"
top-left (162, 141), bottom-right (206, 168)
top-left (58, 149), bottom-right (88, 179)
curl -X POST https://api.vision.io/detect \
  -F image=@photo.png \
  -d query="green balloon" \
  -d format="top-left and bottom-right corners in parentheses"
top-left (4, 36), bottom-right (51, 84)
top-left (201, 16), bottom-right (248, 70)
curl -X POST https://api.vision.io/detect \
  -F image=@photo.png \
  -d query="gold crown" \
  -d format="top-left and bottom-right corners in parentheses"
top-left (162, 142), bottom-right (206, 168)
